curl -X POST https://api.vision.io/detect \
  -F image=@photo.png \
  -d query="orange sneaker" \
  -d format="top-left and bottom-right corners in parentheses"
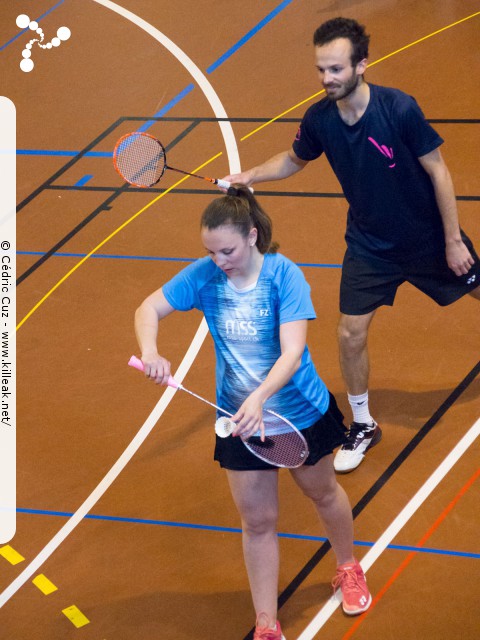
top-left (253, 612), bottom-right (286, 639)
top-left (332, 559), bottom-right (372, 615)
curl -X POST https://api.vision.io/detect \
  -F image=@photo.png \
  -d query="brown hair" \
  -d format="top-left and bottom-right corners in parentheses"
top-left (313, 17), bottom-right (369, 66)
top-left (200, 184), bottom-right (279, 254)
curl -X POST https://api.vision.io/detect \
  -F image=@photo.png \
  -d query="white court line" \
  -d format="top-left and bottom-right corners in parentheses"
top-left (0, 0), bottom-right (240, 608)
top-left (296, 416), bottom-right (480, 640)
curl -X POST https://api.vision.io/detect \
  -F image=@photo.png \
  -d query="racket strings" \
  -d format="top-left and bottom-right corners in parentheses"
top-left (115, 133), bottom-right (166, 187)
top-left (214, 408), bottom-right (309, 468)
top-left (245, 430), bottom-right (309, 468)
top-left (245, 411), bottom-right (309, 468)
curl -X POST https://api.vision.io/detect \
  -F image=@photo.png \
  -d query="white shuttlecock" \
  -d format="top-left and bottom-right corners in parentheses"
top-left (215, 417), bottom-right (235, 438)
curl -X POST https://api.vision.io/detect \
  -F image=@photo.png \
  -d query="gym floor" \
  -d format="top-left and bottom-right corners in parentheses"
top-left (1, 0), bottom-right (479, 638)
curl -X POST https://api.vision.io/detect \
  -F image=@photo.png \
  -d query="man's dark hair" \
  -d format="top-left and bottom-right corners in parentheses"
top-left (313, 17), bottom-right (370, 66)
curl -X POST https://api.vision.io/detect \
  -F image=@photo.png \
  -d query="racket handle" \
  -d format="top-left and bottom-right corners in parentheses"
top-left (128, 355), bottom-right (179, 389)
top-left (215, 179), bottom-right (254, 194)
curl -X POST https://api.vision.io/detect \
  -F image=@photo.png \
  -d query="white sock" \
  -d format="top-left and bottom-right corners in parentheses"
top-left (348, 391), bottom-right (375, 426)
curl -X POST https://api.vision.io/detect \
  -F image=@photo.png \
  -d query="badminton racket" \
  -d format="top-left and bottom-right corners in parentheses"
top-left (128, 355), bottom-right (309, 468)
top-left (113, 132), bottom-right (232, 189)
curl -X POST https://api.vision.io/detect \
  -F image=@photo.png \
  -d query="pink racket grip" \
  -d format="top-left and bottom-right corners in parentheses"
top-left (128, 355), bottom-right (179, 389)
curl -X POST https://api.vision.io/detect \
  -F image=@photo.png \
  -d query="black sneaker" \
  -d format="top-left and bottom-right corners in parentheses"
top-left (334, 421), bottom-right (382, 473)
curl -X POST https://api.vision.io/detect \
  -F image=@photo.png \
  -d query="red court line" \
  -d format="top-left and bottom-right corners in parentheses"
top-left (341, 465), bottom-right (480, 640)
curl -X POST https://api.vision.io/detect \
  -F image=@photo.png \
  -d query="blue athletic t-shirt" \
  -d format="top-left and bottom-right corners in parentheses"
top-left (293, 84), bottom-right (445, 260)
top-left (162, 253), bottom-right (330, 429)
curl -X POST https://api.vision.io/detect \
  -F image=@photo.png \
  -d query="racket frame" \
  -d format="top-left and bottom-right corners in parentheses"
top-left (128, 355), bottom-right (309, 468)
top-left (113, 132), bottom-right (231, 189)
top-left (113, 132), bottom-right (168, 188)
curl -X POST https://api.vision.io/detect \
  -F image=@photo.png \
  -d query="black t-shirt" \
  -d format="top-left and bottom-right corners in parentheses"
top-left (292, 84), bottom-right (445, 260)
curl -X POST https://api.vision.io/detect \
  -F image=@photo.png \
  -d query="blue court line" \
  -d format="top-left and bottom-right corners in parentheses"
top-left (138, 0), bottom-right (295, 133)
top-left (73, 174), bottom-right (94, 187)
top-left (16, 250), bottom-right (342, 269)
top-left (0, 0), bottom-right (66, 51)
top-left (138, 85), bottom-right (195, 129)
top-left (14, 0), bottom-right (294, 155)
top-left (17, 150), bottom-right (111, 157)
top-left (16, 507), bottom-right (480, 559)
top-left (205, 0), bottom-right (294, 74)
top-left (17, 250), bottom-right (196, 263)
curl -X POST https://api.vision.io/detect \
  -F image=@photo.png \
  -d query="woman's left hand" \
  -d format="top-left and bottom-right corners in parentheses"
top-left (230, 392), bottom-right (266, 441)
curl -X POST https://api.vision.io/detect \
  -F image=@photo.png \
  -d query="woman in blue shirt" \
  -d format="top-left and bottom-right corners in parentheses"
top-left (134, 186), bottom-right (371, 638)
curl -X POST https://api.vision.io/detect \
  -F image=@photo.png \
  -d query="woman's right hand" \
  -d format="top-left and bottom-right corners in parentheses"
top-left (140, 352), bottom-right (172, 385)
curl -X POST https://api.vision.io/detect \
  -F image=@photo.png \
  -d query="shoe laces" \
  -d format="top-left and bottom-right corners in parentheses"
top-left (332, 564), bottom-right (363, 593)
top-left (343, 423), bottom-right (374, 450)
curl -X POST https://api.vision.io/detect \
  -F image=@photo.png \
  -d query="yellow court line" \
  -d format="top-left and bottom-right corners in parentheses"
top-left (16, 153), bottom-right (223, 331)
top-left (32, 573), bottom-right (58, 595)
top-left (241, 10), bottom-right (480, 141)
top-left (61, 604), bottom-right (90, 628)
top-left (0, 545), bottom-right (25, 565)
top-left (368, 10), bottom-right (480, 69)
top-left (17, 11), bottom-right (479, 330)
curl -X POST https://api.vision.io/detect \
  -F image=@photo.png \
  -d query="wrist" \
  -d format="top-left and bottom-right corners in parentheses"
top-left (445, 236), bottom-right (462, 246)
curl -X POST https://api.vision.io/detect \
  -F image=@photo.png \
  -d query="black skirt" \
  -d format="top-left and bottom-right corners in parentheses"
top-left (214, 392), bottom-right (348, 471)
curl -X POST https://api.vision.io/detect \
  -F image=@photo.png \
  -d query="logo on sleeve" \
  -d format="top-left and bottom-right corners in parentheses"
top-left (368, 136), bottom-right (395, 168)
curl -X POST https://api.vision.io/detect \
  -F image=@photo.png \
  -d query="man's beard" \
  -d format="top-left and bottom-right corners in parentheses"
top-left (325, 72), bottom-right (361, 102)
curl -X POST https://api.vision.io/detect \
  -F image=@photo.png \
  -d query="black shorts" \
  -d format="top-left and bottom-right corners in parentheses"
top-left (340, 231), bottom-right (480, 315)
top-left (214, 393), bottom-right (348, 471)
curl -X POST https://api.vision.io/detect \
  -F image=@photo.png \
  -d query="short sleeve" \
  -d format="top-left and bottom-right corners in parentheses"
top-left (277, 260), bottom-right (316, 324)
top-left (162, 260), bottom-right (203, 311)
top-left (292, 105), bottom-right (324, 161)
top-left (398, 95), bottom-right (443, 158)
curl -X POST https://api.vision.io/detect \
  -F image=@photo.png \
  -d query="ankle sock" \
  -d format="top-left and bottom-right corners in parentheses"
top-left (348, 391), bottom-right (374, 426)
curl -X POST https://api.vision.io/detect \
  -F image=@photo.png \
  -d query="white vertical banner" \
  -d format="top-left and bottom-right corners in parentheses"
top-left (0, 96), bottom-right (16, 543)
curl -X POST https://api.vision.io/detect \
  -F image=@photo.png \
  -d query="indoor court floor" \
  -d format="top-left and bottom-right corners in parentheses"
top-left (1, 0), bottom-right (479, 638)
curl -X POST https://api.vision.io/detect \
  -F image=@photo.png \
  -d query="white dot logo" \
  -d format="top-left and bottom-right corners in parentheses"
top-left (16, 14), bottom-right (71, 73)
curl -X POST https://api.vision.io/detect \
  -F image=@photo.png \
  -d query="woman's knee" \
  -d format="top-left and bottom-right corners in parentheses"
top-left (242, 509), bottom-right (278, 536)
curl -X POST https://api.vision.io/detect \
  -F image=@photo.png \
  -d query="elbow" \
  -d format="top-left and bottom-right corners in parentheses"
top-left (288, 150), bottom-right (308, 171)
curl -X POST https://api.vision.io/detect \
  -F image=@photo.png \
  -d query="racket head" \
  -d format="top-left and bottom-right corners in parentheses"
top-left (113, 132), bottom-right (167, 187)
top-left (241, 409), bottom-right (309, 468)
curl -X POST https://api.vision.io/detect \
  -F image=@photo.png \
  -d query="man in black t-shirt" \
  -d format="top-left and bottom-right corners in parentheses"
top-left (223, 17), bottom-right (480, 473)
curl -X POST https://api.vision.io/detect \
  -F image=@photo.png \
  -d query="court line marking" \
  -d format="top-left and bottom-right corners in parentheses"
top-left (241, 10), bottom-right (480, 141)
top-left (9, 0), bottom-right (478, 622)
top-left (0, 0), bottom-right (66, 51)
top-left (17, 9), bottom-right (480, 330)
top-left (17, 250), bottom-right (342, 269)
top-left (17, 0), bottom-right (248, 330)
top-left (16, 158), bottom-right (218, 330)
top-left (2, 0), bottom-right (239, 607)
top-left (14, 507), bottom-right (480, 560)
top-left (341, 465), bottom-right (480, 639)
top-left (296, 417), bottom-right (480, 640)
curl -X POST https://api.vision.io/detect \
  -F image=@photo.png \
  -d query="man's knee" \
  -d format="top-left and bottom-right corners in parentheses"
top-left (337, 315), bottom-right (371, 352)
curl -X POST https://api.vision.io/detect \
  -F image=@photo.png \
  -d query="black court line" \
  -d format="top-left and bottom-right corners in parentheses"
top-left (44, 185), bottom-right (480, 201)
top-left (241, 358), bottom-right (480, 640)
top-left (17, 115), bottom-right (480, 286)
top-left (112, 116), bottom-right (480, 124)
top-left (16, 119), bottom-right (201, 285)
top-left (16, 117), bottom-right (125, 214)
